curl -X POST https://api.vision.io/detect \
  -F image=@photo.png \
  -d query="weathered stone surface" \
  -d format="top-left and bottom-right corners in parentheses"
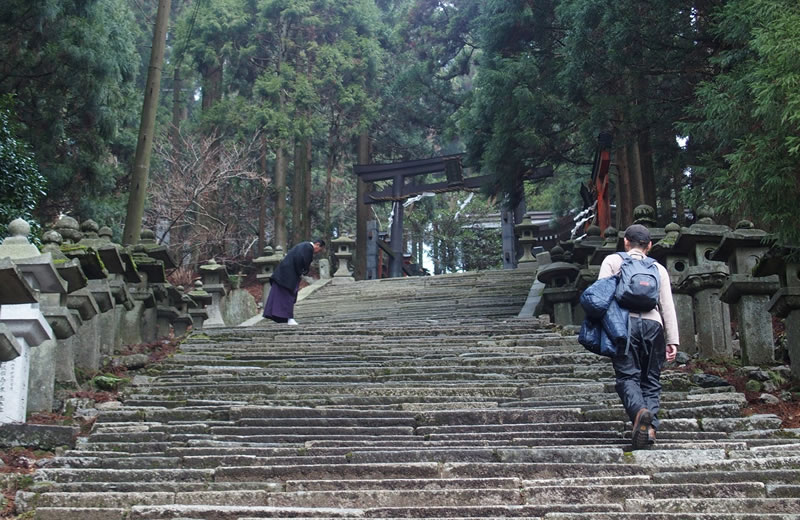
top-left (0, 423), bottom-right (79, 450)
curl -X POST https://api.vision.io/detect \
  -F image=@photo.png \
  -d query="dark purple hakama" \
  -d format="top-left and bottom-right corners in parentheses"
top-left (262, 282), bottom-right (297, 323)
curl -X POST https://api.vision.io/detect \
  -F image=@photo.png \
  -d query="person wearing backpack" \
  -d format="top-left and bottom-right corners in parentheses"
top-left (598, 224), bottom-right (679, 450)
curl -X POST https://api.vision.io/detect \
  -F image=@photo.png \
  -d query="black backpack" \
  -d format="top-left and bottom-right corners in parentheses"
top-left (614, 252), bottom-right (660, 312)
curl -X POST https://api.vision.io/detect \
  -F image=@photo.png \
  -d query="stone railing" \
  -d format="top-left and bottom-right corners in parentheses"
top-left (0, 217), bottom-right (217, 424)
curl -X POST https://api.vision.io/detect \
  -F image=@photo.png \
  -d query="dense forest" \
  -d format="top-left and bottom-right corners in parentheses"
top-left (1, 0), bottom-right (799, 273)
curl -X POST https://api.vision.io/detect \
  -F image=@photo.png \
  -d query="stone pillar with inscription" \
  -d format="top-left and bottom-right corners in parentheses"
top-left (0, 219), bottom-right (61, 423)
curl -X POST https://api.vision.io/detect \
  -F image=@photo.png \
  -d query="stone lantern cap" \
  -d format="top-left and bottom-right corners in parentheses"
top-left (515, 217), bottom-right (539, 239)
top-left (536, 260), bottom-right (580, 286)
top-left (0, 258), bottom-right (37, 305)
top-left (753, 246), bottom-right (800, 288)
top-left (131, 245), bottom-right (167, 284)
top-left (13, 253), bottom-right (70, 295)
top-left (649, 222), bottom-right (681, 262)
top-left (188, 280), bottom-right (213, 306)
top-left (135, 229), bottom-right (177, 270)
top-left (78, 220), bottom-right (127, 276)
top-left (672, 206), bottom-right (731, 255)
top-left (60, 243), bottom-right (108, 280)
top-left (0, 219), bottom-right (41, 259)
top-left (711, 220), bottom-right (774, 264)
top-left (40, 232), bottom-right (88, 293)
top-left (199, 258), bottom-right (230, 284)
top-left (53, 215), bottom-right (82, 244)
top-left (332, 235), bottom-right (355, 253)
top-left (590, 226), bottom-right (620, 265)
top-left (573, 225), bottom-right (604, 266)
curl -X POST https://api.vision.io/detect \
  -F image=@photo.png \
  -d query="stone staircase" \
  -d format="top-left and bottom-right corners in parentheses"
top-left (18, 269), bottom-right (800, 519)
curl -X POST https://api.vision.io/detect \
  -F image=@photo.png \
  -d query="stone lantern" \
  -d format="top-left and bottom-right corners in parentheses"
top-left (332, 235), bottom-right (356, 280)
top-left (187, 280), bottom-right (212, 331)
top-left (536, 245), bottom-right (581, 325)
top-left (253, 245), bottom-right (283, 305)
top-left (673, 207), bottom-right (733, 358)
top-left (0, 219), bottom-right (61, 423)
top-left (754, 247), bottom-right (800, 378)
top-left (650, 222), bottom-right (697, 355)
top-left (713, 220), bottom-right (780, 364)
top-left (199, 259), bottom-right (229, 327)
top-left (514, 217), bottom-right (539, 270)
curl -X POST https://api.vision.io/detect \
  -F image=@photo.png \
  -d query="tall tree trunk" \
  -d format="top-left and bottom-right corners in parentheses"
top-left (170, 66), bottom-right (185, 148)
top-left (123, 0), bottom-right (171, 246)
top-left (355, 131), bottom-right (371, 280)
top-left (201, 61), bottom-right (223, 111)
top-left (274, 144), bottom-right (287, 251)
top-left (257, 136), bottom-right (268, 255)
top-left (432, 222), bottom-right (440, 275)
top-left (628, 140), bottom-right (646, 210)
top-left (658, 166), bottom-right (672, 226)
top-left (638, 129), bottom-right (657, 211)
top-left (324, 130), bottom-right (336, 248)
top-left (615, 143), bottom-right (634, 228)
top-left (303, 136), bottom-right (312, 239)
top-left (674, 167), bottom-right (685, 225)
top-left (292, 139), bottom-right (304, 245)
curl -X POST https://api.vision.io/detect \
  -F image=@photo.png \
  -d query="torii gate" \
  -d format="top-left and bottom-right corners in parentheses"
top-left (354, 154), bottom-right (492, 278)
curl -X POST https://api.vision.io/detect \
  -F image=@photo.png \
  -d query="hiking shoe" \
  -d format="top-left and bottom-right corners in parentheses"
top-left (631, 408), bottom-right (653, 450)
top-left (647, 427), bottom-right (656, 445)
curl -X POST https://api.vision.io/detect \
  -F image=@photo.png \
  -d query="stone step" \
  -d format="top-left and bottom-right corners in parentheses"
top-left (543, 514), bottom-right (800, 520)
top-left (653, 469), bottom-right (800, 485)
top-left (625, 498), bottom-right (800, 514)
top-left (123, 503), bottom-right (622, 519)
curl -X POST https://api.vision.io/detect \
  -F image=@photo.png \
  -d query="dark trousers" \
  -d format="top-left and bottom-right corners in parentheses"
top-left (612, 317), bottom-right (667, 430)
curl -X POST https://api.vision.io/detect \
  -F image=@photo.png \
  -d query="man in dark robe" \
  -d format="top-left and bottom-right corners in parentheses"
top-left (263, 239), bottom-right (325, 325)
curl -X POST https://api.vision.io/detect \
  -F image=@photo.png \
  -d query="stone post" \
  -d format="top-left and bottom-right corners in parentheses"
top-left (713, 221), bottom-right (780, 365)
top-left (172, 286), bottom-right (194, 337)
top-left (332, 235), bottom-right (356, 281)
top-left (0, 219), bottom-right (61, 422)
top-left (514, 217), bottom-right (539, 270)
top-left (95, 225), bottom-right (140, 351)
top-left (253, 245), bottom-right (283, 306)
top-left (188, 280), bottom-right (212, 330)
top-left (199, 259), bottom-right (229, 328)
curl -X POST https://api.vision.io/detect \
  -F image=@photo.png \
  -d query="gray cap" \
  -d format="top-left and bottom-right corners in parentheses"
top-left (624, 224), bottom-right (651, 244)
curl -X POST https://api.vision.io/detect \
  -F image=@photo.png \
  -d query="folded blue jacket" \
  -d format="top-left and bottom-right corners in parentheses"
top-left (578, 276), bottom-right (629, 357)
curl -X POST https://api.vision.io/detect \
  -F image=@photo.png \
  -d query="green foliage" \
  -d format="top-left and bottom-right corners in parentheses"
top-left (682, 0), bottom-right (800, 247)
top-left (0, 0), bottom-right (142, 224)
top-left (0, 97), bottom-right (46, 239)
